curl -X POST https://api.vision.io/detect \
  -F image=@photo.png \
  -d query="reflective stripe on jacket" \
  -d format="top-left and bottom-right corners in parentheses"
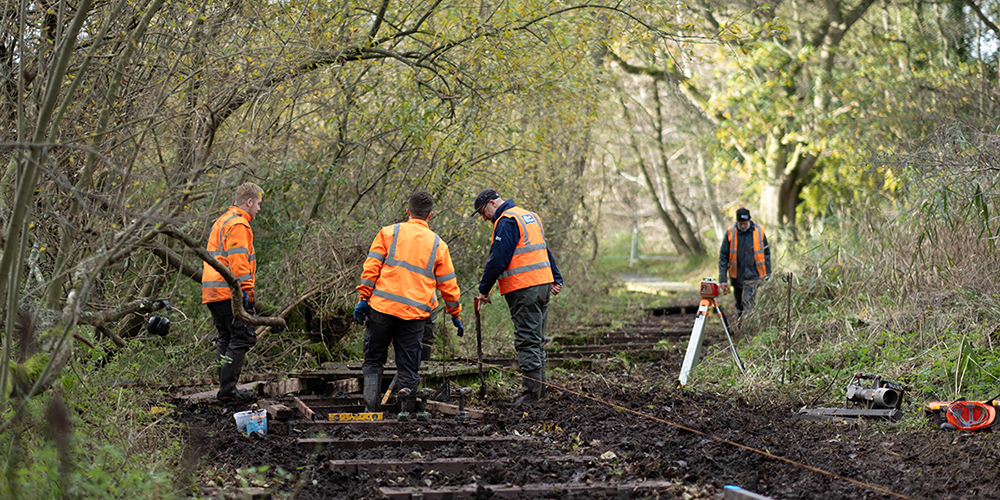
top-left (728, 224), bottom-right (767, 279)
top-left (495, 206), bottom-right (554, 295)
top-left (357, 218), bottom-right (462, 321)
top-left (202, 206), bottom-right (256, 304)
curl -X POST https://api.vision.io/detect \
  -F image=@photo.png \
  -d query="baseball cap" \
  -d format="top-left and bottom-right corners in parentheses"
top-left (471, 189), bottom-right (498, 217)
top-left (735, 207), bottom-right (751, 221)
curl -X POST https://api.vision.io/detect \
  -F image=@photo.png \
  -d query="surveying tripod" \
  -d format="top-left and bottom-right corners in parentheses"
top-left (678, 278), bottom-right (746, 386)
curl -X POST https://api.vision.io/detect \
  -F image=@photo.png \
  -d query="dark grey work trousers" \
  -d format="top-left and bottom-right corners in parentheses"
top-left (207, 300), bottom-right (257, 359)
top-left (504, 283), bottom-right (550, 373)
top-left (732, 283), bottom-right (758, 314)
top-left (362, 308), bottom-right (424, 392)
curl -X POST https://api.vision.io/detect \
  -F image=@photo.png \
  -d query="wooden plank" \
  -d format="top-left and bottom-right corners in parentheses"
top-left (380, 480), bottom-right (680, 499)
top-left (298, 435), bottom-right (534, 451)
top-left (560, 342), bottom-right (660, 352)
top-left (288, 419), bottom-right (409, 432)
top-left (292, 396), bottom-right (315, 421)
top-left (331, 457), bottom-right (494, 474)
top-left (176, 382), bottom-right (260, 402)
top-left (305, 405), bottom-right (368, 414)
top-left (289, 362), bottom-right (488, 381)
top-left (552, 335), bottom-right (673, 346)
top-left (286, 395), bottom-right (363, 405)
top-left (259, 378), bottom-right (308, 398)
top-left (425, 400), bottom-right (494, 421)
top-left (196, 486), bottom-right (271, 500)
top-left (326, 377), bottom-right (361, 394)
top-left (329, 455), bottom-right (596, 474)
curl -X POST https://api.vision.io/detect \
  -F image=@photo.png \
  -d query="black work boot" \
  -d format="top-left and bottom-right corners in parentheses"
top-left (363, 372), bottom-right (381, 412)
top-left (514, 369), bottom-right (543, 406)
top-left (218, 351), bottom-right (255, 402)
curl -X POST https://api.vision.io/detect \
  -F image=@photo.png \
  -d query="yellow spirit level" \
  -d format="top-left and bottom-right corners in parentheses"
top-left (328, 412), bottom-right (384, 421)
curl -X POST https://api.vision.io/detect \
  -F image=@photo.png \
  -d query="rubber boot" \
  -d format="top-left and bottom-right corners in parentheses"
top-left (363, 372), bottom-right (382, 412)
top-left (218, 351), bottom-right (254, 402)
top-left (539, 366), bottom-right (547, 399)
top-left (421, 344), bottom-right (433, 365)
top-left (514, 369), bottom-right (543, 406)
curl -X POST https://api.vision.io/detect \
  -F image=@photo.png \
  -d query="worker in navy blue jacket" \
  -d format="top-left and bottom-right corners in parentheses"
top-left (472, 189), bottom-right (563, 405)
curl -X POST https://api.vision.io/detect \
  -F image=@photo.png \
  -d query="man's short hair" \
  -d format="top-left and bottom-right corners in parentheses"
top-left (234, 182), bottom-right (263, 206)
top-left (409, 190), bottom-right (434, 219)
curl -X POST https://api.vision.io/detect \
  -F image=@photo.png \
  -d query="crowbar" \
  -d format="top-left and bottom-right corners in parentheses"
top-left (475, 297), bottom-right (486, 398)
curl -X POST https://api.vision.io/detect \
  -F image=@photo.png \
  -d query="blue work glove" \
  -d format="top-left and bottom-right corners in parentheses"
top-left (353, 300), bottom-right (370, 325)
top-left (242, 290), bottom-right (256, 314)
top-left (452, 316), bottom-right (464, 337)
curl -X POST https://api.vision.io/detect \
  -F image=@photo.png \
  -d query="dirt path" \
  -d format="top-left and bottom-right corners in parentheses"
top-left (173, 306), bottom-right (1000, 500)
top-left (174, 363), bottom-right (1000, 500)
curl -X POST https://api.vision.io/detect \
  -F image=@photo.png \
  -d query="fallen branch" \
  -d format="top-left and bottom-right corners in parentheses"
top-left (95, 324), bottom-right (127, 348)
top-left (255, 286), bottom-right (323, 338)
top-left (76, 297), bottom-right (170, 327)
top-left (159, 227), bottom-right (285, 329)
top-left (149, 241), bottom-right (201, 283)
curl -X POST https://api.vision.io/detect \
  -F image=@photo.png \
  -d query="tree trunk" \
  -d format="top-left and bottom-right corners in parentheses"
top-left (697, 152), bottom-right (726, 241)
top-left (652, 79), bottom-right (705, 255)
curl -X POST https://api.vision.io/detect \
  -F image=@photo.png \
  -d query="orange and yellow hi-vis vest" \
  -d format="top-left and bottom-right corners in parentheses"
top-left (495, 206), bottom-right (554, 295)
top-left (727, 224), bottom-right (767, 279)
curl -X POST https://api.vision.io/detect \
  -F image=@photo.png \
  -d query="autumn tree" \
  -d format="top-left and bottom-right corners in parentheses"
top-left (0, 0), bottom-right (633, 408)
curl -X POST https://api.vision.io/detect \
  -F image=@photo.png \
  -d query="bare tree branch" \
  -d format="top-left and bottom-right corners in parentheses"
top-left (159, 227), bottom-right (285, 329)
top-left (966, 0), bottom-right (1000, 38)
top-left (149, 242), bottom-right (202, 283)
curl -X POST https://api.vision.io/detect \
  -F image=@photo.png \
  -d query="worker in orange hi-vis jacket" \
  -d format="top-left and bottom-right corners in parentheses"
top-left (471, 189), bottom-right (563, 406)
top-left (354, 190), bottom-right (463, 413)
top-left (718, 207), bottom-right (771, 317)
top-left (202, 182), bottom-right (263, 403)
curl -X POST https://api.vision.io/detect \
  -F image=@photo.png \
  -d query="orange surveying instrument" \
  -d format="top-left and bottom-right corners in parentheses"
top-left (679, 278), bottom-right (746, 386)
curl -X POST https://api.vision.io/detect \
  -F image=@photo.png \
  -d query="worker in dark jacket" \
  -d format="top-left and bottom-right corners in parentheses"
top-left (718, 207), bottom-right (771, 316)
top-left (355, 191), bottom-right (463, 413)
top-left (203, 182), bottom-right (263, 403)
top-left (472, 189), bottom-right (563, 405)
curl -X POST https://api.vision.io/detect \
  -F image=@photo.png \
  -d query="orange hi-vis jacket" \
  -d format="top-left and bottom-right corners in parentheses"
top-left (495, 206), bottom-right (554, 295)
top-left (357, 218), bottom-right (462, 321)
top-left (202, 206), bottom-right (256, 304)
top-left (728, 224), bottom-right (767, 279)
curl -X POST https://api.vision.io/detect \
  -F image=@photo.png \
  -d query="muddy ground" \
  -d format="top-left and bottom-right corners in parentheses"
top-left (173, 353), bottom-right (1000, 500)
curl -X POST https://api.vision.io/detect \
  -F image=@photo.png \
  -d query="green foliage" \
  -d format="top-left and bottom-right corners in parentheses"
top-left (1, 378), bottom-right (186, 499)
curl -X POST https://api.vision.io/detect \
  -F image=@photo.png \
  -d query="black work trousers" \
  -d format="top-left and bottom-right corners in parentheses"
top-left (421, 308), bottom-right (438, 359)
top-left (207, 299), bottom-right (257, 359)
top-left (504, 283), bottom-right (550, 374)
top-left (362, 308), bottom-right (424, 392)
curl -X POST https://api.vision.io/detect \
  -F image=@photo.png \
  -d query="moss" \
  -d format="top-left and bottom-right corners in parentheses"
top-left (306, 342), bottom-right (330, 363)
top-left (9, 351), bottom-right (51, 396)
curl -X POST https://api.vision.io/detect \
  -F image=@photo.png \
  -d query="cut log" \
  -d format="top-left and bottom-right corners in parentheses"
top-left (258, 399), bottom-right (295, 421)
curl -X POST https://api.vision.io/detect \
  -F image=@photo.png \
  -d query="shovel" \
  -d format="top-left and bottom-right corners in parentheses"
top-left (475, 297), bottom-right (486, 399)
